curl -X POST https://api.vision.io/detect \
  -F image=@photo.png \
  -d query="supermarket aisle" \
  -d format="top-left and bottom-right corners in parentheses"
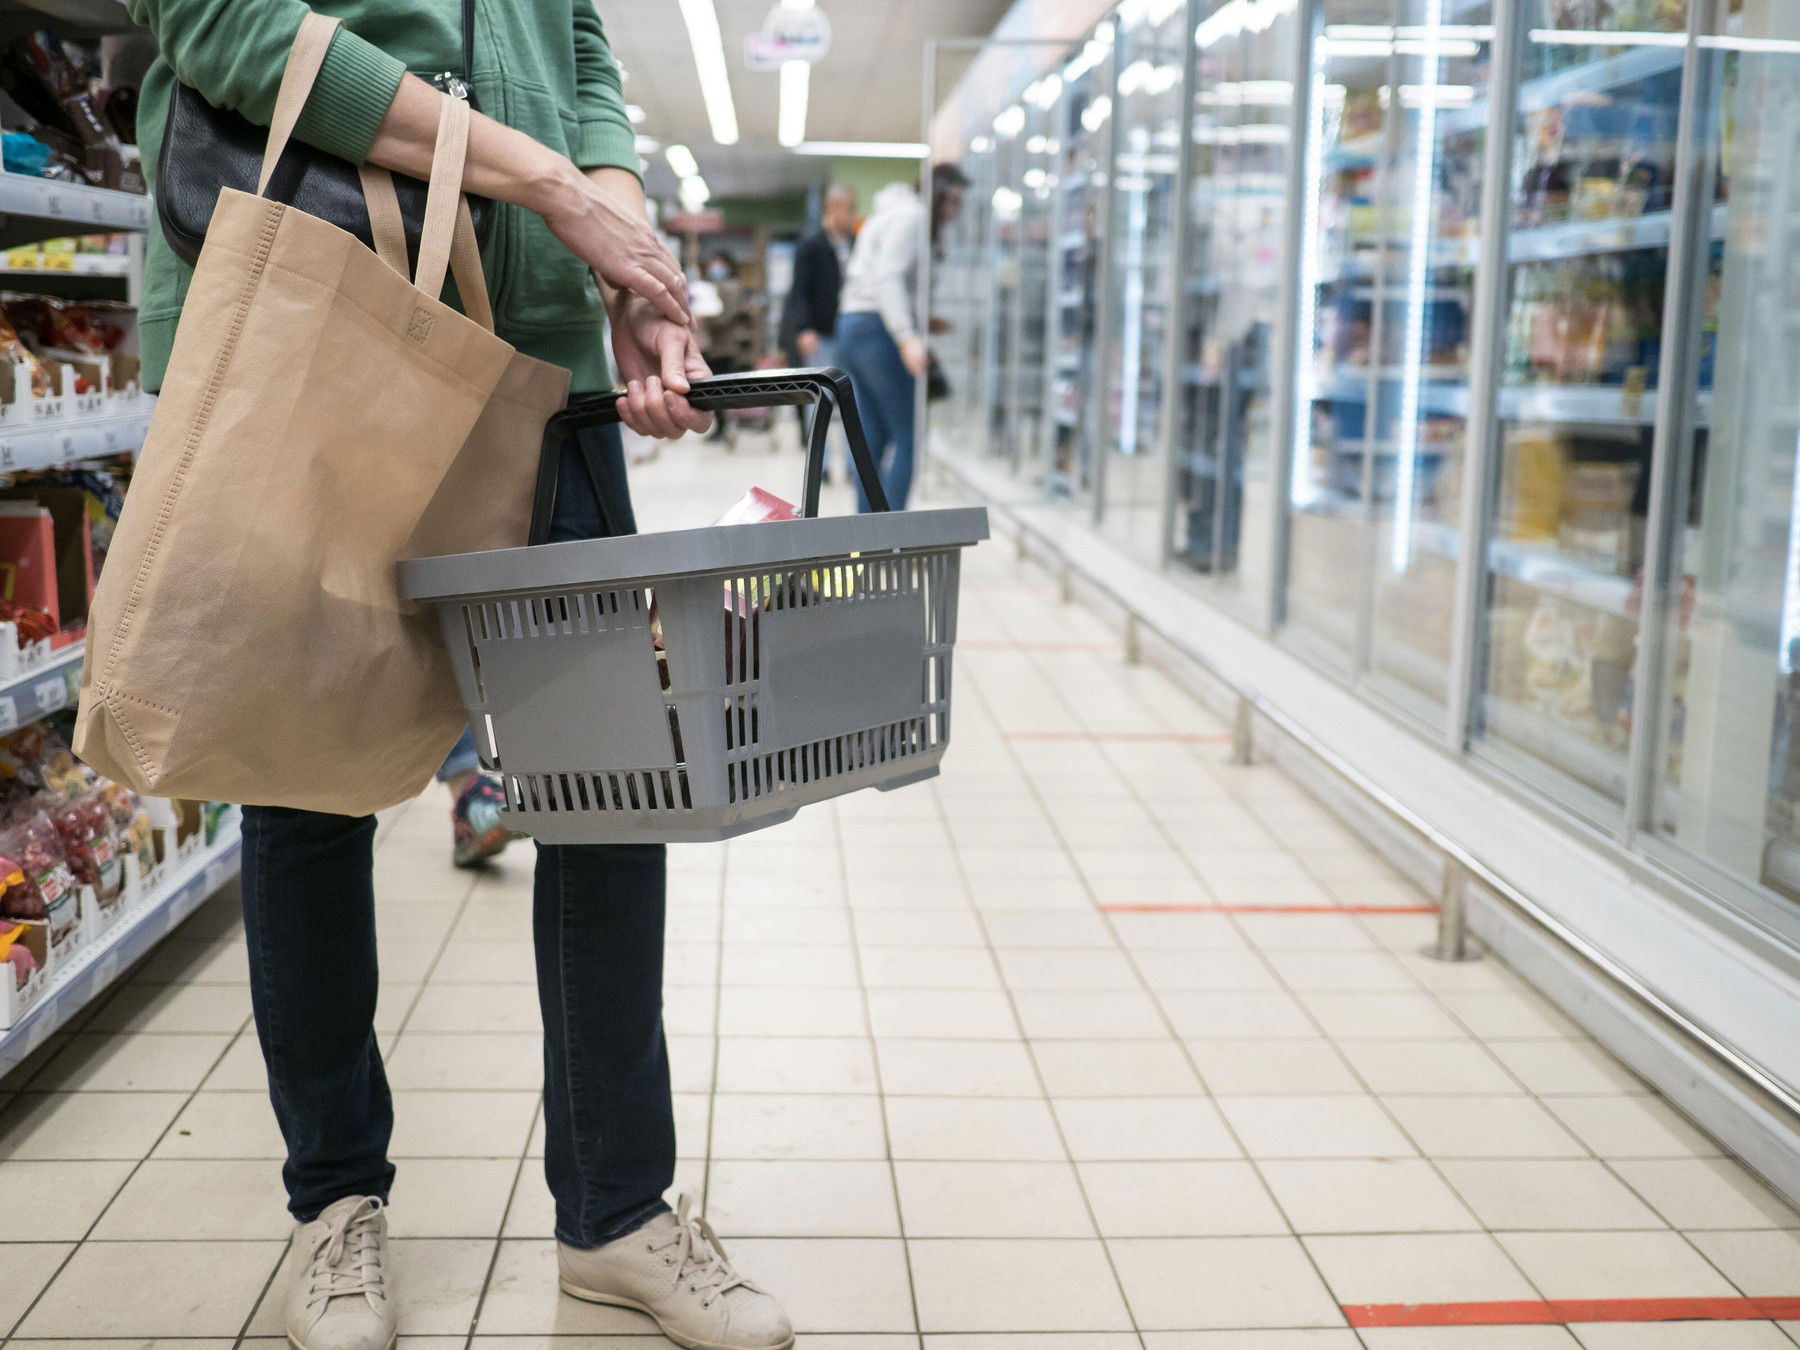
top-left (0, 434), bottom-right (1797, 1347)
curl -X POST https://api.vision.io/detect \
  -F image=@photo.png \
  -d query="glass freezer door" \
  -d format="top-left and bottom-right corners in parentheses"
top-left (1173, 0), bottom-right (1298, 624)
top-left (1652, 0), bottom-right (1800, 915)
top-left (1096, 0), bottom-right (1187, 562)
top-left (1474, 0), bottom-right (1688, 815)
top-left (1043, 30), bottom-right (1116, 497)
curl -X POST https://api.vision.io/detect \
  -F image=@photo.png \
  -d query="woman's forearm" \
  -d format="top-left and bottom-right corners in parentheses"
top-left (362, 74), bottom-right (689, 322)
top-left (362, 72), bottom-right (574, 215)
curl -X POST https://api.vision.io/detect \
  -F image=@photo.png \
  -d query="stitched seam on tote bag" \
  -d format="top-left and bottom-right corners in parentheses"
top-left (100, 204), bottom-right (283, 692)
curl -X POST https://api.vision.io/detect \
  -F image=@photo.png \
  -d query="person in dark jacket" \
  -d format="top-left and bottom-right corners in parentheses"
top-left (780, 184), bottom-right (857, 366)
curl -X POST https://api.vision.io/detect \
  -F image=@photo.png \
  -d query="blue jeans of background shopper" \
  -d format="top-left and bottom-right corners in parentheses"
top-left (836, 310), bottom-right (916, 511)
top-left (239, 415), bottom-right (675, 1249)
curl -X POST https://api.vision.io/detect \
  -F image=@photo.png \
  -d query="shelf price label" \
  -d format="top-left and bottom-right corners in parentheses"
top-left (34, 679), bottom-right (61, 714)
top-left (0, 696), bottom-right (17, 730)
top-left (92, 950), bottom-right (120, 990)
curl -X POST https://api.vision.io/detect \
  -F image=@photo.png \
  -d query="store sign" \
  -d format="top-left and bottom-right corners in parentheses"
top-left (743, 4), bottom-right (831, 71)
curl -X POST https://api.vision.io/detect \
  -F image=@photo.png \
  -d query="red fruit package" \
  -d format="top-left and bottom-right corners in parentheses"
top-left (52, 793), bottom-right (121, 902)
top-left (0, 812), bottom-right (76, 941)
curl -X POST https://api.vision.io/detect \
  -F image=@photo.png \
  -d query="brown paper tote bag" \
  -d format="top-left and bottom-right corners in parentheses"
top-left (76, 14), bottom-right (568, 816)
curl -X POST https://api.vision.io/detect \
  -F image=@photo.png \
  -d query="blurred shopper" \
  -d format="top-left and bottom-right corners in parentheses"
top-left (836, 164), bottom-right (967, 510)
top-left (781, 184), bottom-right (857, 368)
top-left (780, 185), bottom-right (857, 470)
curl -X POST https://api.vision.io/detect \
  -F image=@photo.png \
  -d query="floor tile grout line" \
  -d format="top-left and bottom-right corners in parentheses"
top-left (829, 801), bottom-right (927, 1350)
top-left (967, 656), bottom-right (1364, 1325)
top-left (459, 1092), bottom-right (543, 1349)
top-left (700, 832), bottom-right (729, 1217)
top-left (0, 968), bottom-right (259, 1347)
top-left (1262, 809), bottom-right (1785, 1306)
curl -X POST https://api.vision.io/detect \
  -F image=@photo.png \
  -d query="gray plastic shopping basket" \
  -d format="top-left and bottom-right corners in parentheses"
top-left (397, 368), bottom-right (989, 844)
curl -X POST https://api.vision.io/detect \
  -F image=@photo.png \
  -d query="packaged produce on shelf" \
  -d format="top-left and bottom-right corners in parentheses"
top-left (52, 791), bottom-right (121, 903)
top-left (0, 29), bottom-right (142, 192)
top-left (0, 809), bottom-right (78, 944)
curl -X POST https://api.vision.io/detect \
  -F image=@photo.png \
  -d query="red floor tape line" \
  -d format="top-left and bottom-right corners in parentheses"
top-left (1100, 902), bottom-right (1441, 915)
top-left (1344, 1297), bottom-right (1800, 1327)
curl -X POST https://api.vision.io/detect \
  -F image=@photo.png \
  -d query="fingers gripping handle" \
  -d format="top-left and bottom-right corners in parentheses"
top-left (529, 368), bottom-right (890, 546)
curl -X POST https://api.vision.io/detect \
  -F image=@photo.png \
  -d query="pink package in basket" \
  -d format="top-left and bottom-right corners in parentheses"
top-left (714, 489), bottom-right (798, 619)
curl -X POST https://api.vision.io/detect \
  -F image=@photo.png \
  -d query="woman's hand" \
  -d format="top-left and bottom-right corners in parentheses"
top-left (608, 290), bottom-right (713, 440)
top-left (544, 166), bottom-right (692, 328)
top-left (899, 335), bottom-right (930, 379)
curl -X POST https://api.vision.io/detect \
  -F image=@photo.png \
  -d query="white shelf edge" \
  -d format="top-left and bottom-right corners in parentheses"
top-left (0, 826), bottom-right (242, 1079)
top-left (0, 406), bottom-right (152, 473)
top-left (0, 173), bottom-right (150, 234)
top-left (0, 642), bottom-right (82, 735)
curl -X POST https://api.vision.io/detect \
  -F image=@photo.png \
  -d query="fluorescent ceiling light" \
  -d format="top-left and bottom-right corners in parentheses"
top-left (675, 0), bottom-right (739, 144)
top-left (993, 104), bottom-right (1026, 137)
top-left (678, 175), bottom-right (711, 212)
top-left (635, 134), bottom-right (662, 155)
top-left (665, 143), bottom-right (700, 179)
top-left (791, 140), bottom-right (928, 157)
top-left (625, 103), bottom-right (647, 125)
top-left (779, 60), bottom-right (809, 147)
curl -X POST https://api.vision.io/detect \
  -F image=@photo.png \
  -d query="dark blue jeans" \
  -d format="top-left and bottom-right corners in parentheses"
top-left (239, 416), bottom-right (674, 1249)
top-left (836, 310), bottom-right (917, 511)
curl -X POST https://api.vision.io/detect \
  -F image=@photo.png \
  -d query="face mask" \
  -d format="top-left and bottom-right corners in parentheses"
top-left (707, 262), bottom-right (730, 280)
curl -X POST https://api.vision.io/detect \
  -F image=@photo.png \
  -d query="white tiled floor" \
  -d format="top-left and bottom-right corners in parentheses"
top-left (2, 435), bottom-right (1797, 1347)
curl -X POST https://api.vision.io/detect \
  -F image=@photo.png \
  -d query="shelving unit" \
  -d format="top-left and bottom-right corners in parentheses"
top-left (0, 824), bottom-right (241, 1079)
top-left (0, 111), bottom-right (238, 1074)
top-left (0, 643), bottom-right (83, 734)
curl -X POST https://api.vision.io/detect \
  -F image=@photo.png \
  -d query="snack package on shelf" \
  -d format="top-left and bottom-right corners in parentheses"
top-left (0, 488), bottom-right (89, 648)
top-left (0, 29), bottom-right (142, 192)
top-left (1, 295), bottom-right (138, 404)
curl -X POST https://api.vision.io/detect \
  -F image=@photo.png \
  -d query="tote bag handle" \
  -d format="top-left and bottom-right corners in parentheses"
top-left (258, 13), bottom-right (494, 327)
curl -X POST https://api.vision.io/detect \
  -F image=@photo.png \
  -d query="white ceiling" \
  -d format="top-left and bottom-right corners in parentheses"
top-left (598, 0), bottom-right (1012, 199)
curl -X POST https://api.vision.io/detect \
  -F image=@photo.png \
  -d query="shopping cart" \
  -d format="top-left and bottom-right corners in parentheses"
top-left (397, 369), bottom-right (989, 843)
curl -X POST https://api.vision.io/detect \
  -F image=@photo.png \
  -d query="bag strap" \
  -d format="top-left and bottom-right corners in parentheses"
top-left (358, 161), bottom-right (495, 331)
top-left (413, 92), bottom-right (469, 298)
top-left (257, 12), bottom-right (342, 196)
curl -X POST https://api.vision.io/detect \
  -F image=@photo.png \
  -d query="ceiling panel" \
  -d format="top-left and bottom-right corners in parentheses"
top-left (598, 0), bottom-right (1012, 196)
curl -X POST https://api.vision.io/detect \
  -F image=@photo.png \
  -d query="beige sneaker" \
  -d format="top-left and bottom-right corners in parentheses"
top-left (285, 1195), bottom-right (396, 1350)
top-left (557, 1194), bottom-right (793, 1350)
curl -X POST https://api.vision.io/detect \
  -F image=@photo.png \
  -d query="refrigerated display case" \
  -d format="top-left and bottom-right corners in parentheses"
top-left (1650, 0), bottom-right (1800, 910)
top-left (1041, 26), bottom-right (1116, 496)
top-left (1171, 0), bottom-right (1299, 623)
top-left (1473, 0), bottom-right (1687, 816)
top-left (1095, 0), bottom-right (1187, 561)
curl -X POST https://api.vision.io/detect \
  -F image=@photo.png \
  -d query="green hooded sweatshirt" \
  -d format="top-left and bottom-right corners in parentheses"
top-left (124, 0), bottom-right (641, 393)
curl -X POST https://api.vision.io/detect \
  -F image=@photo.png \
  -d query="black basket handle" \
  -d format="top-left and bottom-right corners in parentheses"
top-left (529, 367), bottom-right (889, 546)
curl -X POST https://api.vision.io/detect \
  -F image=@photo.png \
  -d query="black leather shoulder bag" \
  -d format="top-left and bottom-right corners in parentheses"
top-left (155, 0), bottom-right (490, 268)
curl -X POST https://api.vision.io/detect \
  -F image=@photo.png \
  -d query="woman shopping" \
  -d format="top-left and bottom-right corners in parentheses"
top-left (836, 163), bottom-right (967, 511)
top-left (118, 2), bottom-right (793, 1349)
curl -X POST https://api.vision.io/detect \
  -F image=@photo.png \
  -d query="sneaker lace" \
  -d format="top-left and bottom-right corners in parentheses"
top-left (307, 1196), bottom-right (386, 1306)
top-left (647, 1193), bottom-right (758, 1310)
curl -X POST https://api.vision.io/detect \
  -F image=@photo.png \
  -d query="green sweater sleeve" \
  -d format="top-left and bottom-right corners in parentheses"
top-left (570, 1), bottom-right (640, 176)
top-left (125, 0), bottom-right (405, 164)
